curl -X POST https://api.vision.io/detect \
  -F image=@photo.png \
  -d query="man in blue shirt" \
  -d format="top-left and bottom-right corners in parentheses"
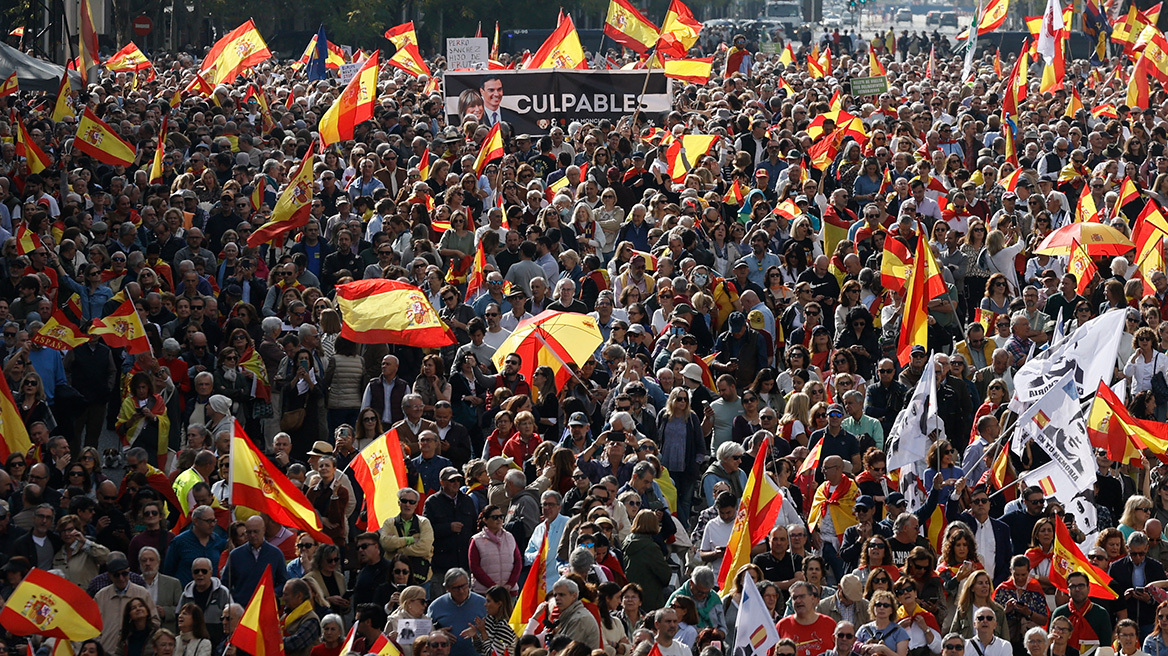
top-left (412, 431), bottom-right (452, 493)
top-left (735, 230), bottom-right (781, 288)
top-left (427, 568), bottom-right (486, 656)
top-left (163, 505), bottom-right (227, 587)
top-left (223, 515), bottom-right (288, 602)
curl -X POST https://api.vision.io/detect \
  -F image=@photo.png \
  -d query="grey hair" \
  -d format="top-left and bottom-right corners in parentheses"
top-left (1010, 554), bottom-right (1030, 569)
top-left (1024, 627), bottom-right (1049, 643)
top-left (443, 568), bottom-right (470, 587)
top-left (1128, 531), bottom-right (1150, 549)
top-left (632, 461), bottom-right (655, 479)
top-left (691, 565), bottom-right (716, 588)
top-left (504, 469), bottom-right (527, 487)
top-left (262, 316), bottom-right (283, 333)
top-left (893, 512), bottom-right (917, 533)
top-left (569, 546), bottom-right (595, 574)
top-left (552, 578), bottom-right (579, 596)
top-left (320, 613), bottom-right (344, 630)
top-left (610, 411), bottom-right (634, 432)
top-left (842, 390), bottom-right (864, 404)
top-left (541, 490), bottom-right (562, 505)
top-left (716, 442), bottom-right (745, 460)
top-left (138, 546), bottom-right (160, 561)
top-left (126, 447), bottom-right (150, 462)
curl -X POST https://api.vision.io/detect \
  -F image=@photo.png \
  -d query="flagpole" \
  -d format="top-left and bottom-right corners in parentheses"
top-left (630, 55), bottom-right (656, 131)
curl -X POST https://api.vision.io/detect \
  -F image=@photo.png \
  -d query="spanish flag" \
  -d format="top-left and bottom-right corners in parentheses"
top-left (604, 0), bottom-right (659, 54)
top-left (149, 114), bottom-right (169, 185)
top-left (230, 421), bottom-right (332, 544)
top-left (473, 123), bottom-right (505, 175)
top-left (528, 14), bottom-right (588, 69)
top-left (417, 148), bottom-right (432, 180)
top-left (796, 439), bottom-right (824, 478)
top-left (239, 346), bottom-right (271, 402)
top-left (807, 45), bottom-right (825, 78)
top-left (0, 71), bottom-right (16, 97)
top-left (663, 57), bottom-right (713, 84)
top-left (807, 131), bottom-right (841, 171)
top-left (14, 225), bottom-right (44, 256)
top-left (248, 141), bottom-right (315, 247)
top-left (993, 48), bottom-right (1002, 77)
top-left (104, 42), bottom-right (152, 74)
top-left (665, 135), bottom-right (718, 182)
top-left (1129, 53), bottom-right (1152, 110)
top-left (0, 569), bottom-right (102, 640)
top-left (655, 0), bottom-right (701, 59)
top-left (510, 529), bottom-right (549, 634)
top-left (1066, 238), bottom-right (1098, 295)
top-left (78, 0), bottom-right (99, 85)
top-left (0, 374), bottom-right (32, 464)
top-left (76, 107), bottom-right (136, 167)
top-left (723, 179), bottom-right (745, 205)
top-left (1133, 199), bottom-right (1168, 257)
top-left (999, 167), bottom-right (1023, 193)
top-left (292, 33), bottom-right (346, 70)
top-left (896, 235), bottom-right (945, 365)
top-left (779, 43), bottom-right (795, 66)
top-left (694, 351), bottom-right (717, 391)
top-left (335, 279), bottom-right (457, 347)
top-left (868, 45), bottom-right (885, 76)
top-left (350, 428), bottom-right (410, 531)
top-left (250, 175), bottom-right (266, 211)
top-left (717, 436), bottom-right (783, 587)
top-left (50, 72), bottom-right (72, 122)
top-left (319, 51), bottom-right (378, 145)
top-left (773, 198), bottom-right (800, 221)
top-left (1117, 176), bottom-right (1141, 209)
top-left (245, 84), bottom-right (275, 134)
top-left (30, 308), bottom-right (88, 352)
top-left (821, 208), bottom-right (850, 261)
top-left (90, 298), bottom-right (151, 354)
top-left (1091, 103), bottom-right (1118, 119)
top-left (1001, 42), bottom-right (1028, 116)
top-left (1050, 515), bottom-right (1116, 599)
top-left (199, 19), bottom-right (271, 86)
top-left (384, 23), bottom-right (430, 76)
top-left (228, 566), bottom-right (283, 656)
top-left (464, 240), bottom-right (489, 300)
top-left (955, 0), bottom-right (1009, 39)
top-left (1113, 5), bottom-right (1153, 54)
top-left (1137, 234), bottom-right (1165, 295)
top-left (1089, 380), bottom-right (1168, 464)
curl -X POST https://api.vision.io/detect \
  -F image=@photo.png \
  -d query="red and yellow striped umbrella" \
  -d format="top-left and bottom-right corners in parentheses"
top-left (491, 310), bottom-right (602, 389)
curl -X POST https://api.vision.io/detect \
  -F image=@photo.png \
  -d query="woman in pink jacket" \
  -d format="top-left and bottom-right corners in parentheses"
top-left (468, 505), bottom-right (522, 594)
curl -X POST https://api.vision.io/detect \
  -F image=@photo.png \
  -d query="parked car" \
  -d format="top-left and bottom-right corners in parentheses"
top-left (895, 8), bottom-right (913, 23)
top-left (926, 11), bottom-right (942, 26)
top-left (940, 11), bottom-right (959, 27)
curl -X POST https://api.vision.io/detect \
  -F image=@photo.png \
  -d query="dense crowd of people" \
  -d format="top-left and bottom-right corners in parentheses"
top-left (1, 17), bottom-right (1168, 656)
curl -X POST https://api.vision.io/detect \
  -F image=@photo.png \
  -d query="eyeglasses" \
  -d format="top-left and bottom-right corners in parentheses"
top-left (944, 646), bottom-right (965, 652)
top-left (192, 568), bottom-right (209, 574)
top-left (873, 602), bottom-right (893, 609)
top-left (399, 498), bottom-right (418, 505)
top-left (358, 543), bottom-right (378, 550)
top-left (297, 543), bottom-right (314, 550)
top-left (835, 633), bottom-right (854, 639)
top-left (976, 615), bottom-right (995, 622)
top-left (868, 542), bottom-right (886, 548)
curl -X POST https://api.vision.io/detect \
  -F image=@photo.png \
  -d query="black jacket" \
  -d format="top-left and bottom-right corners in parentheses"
top-left (422, 490), bottom-right (477, 571)
top-left (1108, 554), bottom-right (1167, 621)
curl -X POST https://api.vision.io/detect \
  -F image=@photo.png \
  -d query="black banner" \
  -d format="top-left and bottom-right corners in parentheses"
top-left (443, 69), bottom-right (672, 135)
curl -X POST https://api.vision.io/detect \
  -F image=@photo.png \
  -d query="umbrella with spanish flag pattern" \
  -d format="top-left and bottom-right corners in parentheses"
top-left (491, 310), bottom-right (603, 390)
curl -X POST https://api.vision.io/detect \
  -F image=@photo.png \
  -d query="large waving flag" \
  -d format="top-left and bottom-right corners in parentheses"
top-left (473, 123), bottom-right (506, 175)
top-left (89, 298), bottom-right (150, 354)
top-left (655, 0), bottom-right (701, 58)
top-left (528, 14), bottom-right (588, 69)
top-left (318, 51), bottom-right (378, 145)
top-left (604, 0), bottom-right (659, 54)
top-left (1050, 515), bottom-right (1116, 598)
top-left (957, 0), bottom-right (1010, 38)
top-left (384, 22), bottom-right (431, 77)
top-left (665, 135), bottom-right (718, 182)
top-left (230, 421), bottom-right (331, 544)
top-left (1089, 380), bottom-right (1168, 463)
top-left (718, 437), bottom-right (784, 587)
top-left (104, 42), bottom-right (152, 74)
top-left (50, 72), bottom-right (72, 122)
top-left (0, 569), bottom-right (101, 640)
top-left (14, 225), bottom-right (44, 256)
top-left (896, 235), bottom-right (945, 365)
top-left (76, 107), bottom-right (136, 167)
top-left (335, 279), bottom-right (457, 347)
top-left (350, 428), bottom-right (410, 530)
top-left (0, 374), bottom-right (33, 463)
top-left (663, 57), bottom-right (713, 83)
top-left (1066, 238), bottom-right (1098, 294)
top-left (78, 0), bottom-right (99, 85)
top-left (0, 72), bottom-right (17, 97)
top-left (248, 141), bottom-right (316, 247)
top-left (199, 19), bottom-right (271, 86)
top-left (228, 566), bottom-right (283, 656)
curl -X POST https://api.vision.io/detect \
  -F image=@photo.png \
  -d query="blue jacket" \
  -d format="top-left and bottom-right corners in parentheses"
top-left (162, 528), bottom-right (227, 587)
top-left (59, 275), bottom-right (113, 321)
top-left (223, 542), bottom-right (288, 602)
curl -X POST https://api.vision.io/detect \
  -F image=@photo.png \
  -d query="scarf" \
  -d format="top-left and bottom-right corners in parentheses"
top-left (896, 605), bottom-right (940, 634)
top-left (1065, 599), bottom-right (1100, 650)
top-left (1025, 547), bottom-right (1052, 572)
top-left (808, 476), bottom-right (857, 540)
top-left (283, 599), bottom-right (314, 634)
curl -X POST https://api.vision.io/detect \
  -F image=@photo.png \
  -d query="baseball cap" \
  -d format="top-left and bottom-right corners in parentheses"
top-left (487, 456), bottom-right (514, 473)
top-left (886, 492), bottom-right (907, 507)
top-left (728, 311), bottom-right (747, 331)
top-left (855, 495), bottom-right (875, 510)
top-left (439, 467), bottom-right (464, 482)
top-left (568, 412), bottom-right (589, 426)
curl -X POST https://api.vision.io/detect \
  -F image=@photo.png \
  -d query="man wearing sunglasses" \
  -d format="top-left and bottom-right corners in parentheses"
top-left (965, 606), bottom-right (1012, 656)
top-left (378, 488), bottom-right (434, 583)
top-left (945, 484), bottom-right (1012, 585)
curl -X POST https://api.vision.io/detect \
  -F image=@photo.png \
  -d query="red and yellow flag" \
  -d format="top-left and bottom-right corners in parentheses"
top-left (78, 0), bottom-right (98, 85)
top-left (807, 45), bottom-right (825, 78)
top-left (149, 114), bottom-right (169, 185)
top-left (723, 179), bottom-right (745, 205)
top-left (335, 279), bottom-right (457, 347)
top-left (0, 568), bottom-right (102, 640)
top-left (868, 45), bottom-right (885, 76)
top-left (665, 135), bottom-right (718, 182)
top-left (796, 440), bottom-right (824, 479)
top-left (897, 235), bottom-right (944, 365)
top-left (417, 148), bottom-right (432, 180)
top-left (50, 72), bottom-right (72, 122)
top-left (319, 51), bottom-right (378, 145)
top-left (350, 428), bottom-right (410, 530)
top-left (529, 14), bottom-right (588, 69)
top-left (718, 436), bottom-right (784, 587)
top-left (292, 34), bottom-right (346, 70)
top-left (230, 421), bottom-right (331, 544)
top-left (31, 307), bottom-right (88, 352)
top-left (1137, 234), bottom-right (1167, 296)
top-left (0, 374), bottom-right (32, 464)
top-left (957, 0), bottom-right (1010, 38)
top-left (510, 528), bottom-right (548, 634)
top-left (250, 175), bottom-right (266, 212)
top-left (383, 23), bottom-right (430, 77)
top-left (663, 57), bottom-right (713, 84)
top-left (473, 123), bottom-right (506, 175)
top-left (249, 141), bottom-right (316, 247)
top-left (0, 71), bottom-right (17, 97)
top-left (1050, 515), bottom-right (1117, 598)
top-left (604, 0), bottom-right (660, 54)
top-left (228, 565), bottom-right (284, 656)
top-left (245, 83), bottom-right (276, 134)
top-left (199, 19), bottom-right (271, 86)
top-left (76, 107), bottom-right (136, 167)
top-left (881, 236), bottom-right (912, 293)
top-left (655, 0), bottom-right (701, 58)
top-left (1089, 381), bottom-right (1168, 464)
top-left (90, 298), bottom-right (150, 354)
top-left (238, 346), bottom-right (270, 402)
top-left (1067, 238), bottom-right (1098, 295)
top-left (14, 225), bottom-right (44, 256)
top-left (105, 43), bottom-right (152, 74)
top-left (1065, 88), bottom-right (1084, 118)
top-left (1118, 176), bottom-right (1141, 209)
top-left (465, 240), bottom-right (489, 300)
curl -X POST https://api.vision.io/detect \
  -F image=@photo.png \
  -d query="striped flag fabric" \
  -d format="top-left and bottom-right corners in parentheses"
top-left (0, 569), bottom-right (101, 640)
top-left (335, 279), bottom-right (457, 347)
top-left (76, 107), bottom-right (136, 166)
top-left (248, 141), bottom-right (316, 247)
top-left (228, 566), bottom-right (283, 656)
top-left (230, 421), bottom-right (332, 544)
top-left (199, 19), bottom-right (271, 86)
top-left (350, 428), bottom-right (410, 530)
top-left (0, 374), bottom-right (32, 463)
top-left (318, 51), bottom-right (379, 145)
